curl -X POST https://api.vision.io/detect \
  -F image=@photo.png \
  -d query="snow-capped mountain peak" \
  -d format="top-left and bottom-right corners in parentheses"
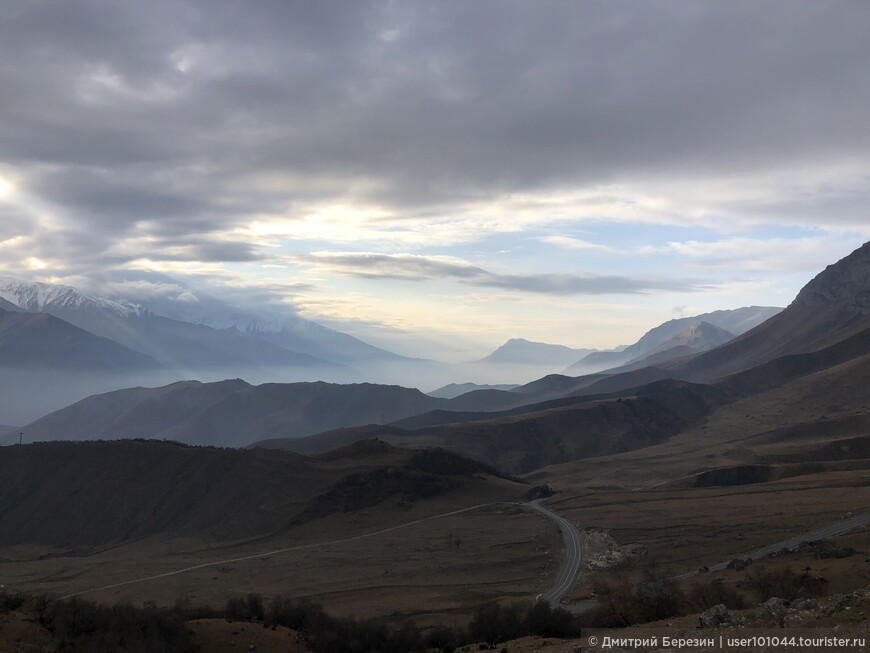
top-left (0, 277), bottom-right (147, 318)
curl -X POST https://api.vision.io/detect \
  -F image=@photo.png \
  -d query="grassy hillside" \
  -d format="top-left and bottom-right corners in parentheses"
top-left (0, 439), bottom-right (525, 549)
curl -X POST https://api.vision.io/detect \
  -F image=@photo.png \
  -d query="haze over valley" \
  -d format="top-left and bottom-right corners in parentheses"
top-left (2, 2), bottom-right (870, 651)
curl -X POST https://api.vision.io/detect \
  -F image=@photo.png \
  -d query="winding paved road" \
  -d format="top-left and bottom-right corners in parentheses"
top-left (526, 502), bottom-right (870, 614)
top-left (528, 498), bottom-right (583, 606)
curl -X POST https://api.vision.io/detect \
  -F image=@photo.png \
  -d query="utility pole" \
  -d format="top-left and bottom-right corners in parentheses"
top-left (18, 432), bottom-right (23, 445)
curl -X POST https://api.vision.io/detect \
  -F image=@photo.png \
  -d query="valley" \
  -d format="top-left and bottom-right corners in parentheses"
top-left (2, 242), bottom-right (870, 652)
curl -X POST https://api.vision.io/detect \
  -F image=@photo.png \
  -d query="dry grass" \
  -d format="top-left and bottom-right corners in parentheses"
top-left (525, 352), bottom-right (870, 608)
top-left (187, 619), bottom-right (310, 653)
top-left (0, 500), bottom-right (560, 626)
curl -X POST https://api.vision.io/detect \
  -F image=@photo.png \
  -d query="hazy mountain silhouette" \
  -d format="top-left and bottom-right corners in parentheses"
top-left (22, 380), bottom-right (453, 447)
top-left (0, 308), bottom-right (160, 371)
top-left (428, 382), bottom-right (520, 399)
top-left (477, 338), bottom-right (595, 366)
top-left (258, 242), bottom-right (870, 474)
top-left (565, 306), bottom-right (780, 373)
top-left (598, 321), bottom-right (735, 374)
top-left (665, 241), bottom-right (870, 381)
top-left (0, 277), bottom-right (349, 369)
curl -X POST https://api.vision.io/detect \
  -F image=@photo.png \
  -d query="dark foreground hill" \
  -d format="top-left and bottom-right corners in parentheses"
top-left (0, 439), bottom-right (524, 550)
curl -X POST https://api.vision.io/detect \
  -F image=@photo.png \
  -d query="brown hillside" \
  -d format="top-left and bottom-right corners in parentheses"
top-left (0, 439), bottom-right (524, 550)
top-left (263, 380), bottom-right (727, 474)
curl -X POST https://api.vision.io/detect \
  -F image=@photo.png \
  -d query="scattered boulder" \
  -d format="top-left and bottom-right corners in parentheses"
top-left (582, 529), bottom-right (644, 570)
top-left (698, 604), bottom-right (732, 628)
top-left (791, 598), bottom-right (818, 612)
top-left (755, 597), bottom-right (789, 624)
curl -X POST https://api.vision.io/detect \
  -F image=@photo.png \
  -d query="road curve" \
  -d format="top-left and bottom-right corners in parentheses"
top-left (528, 498), bottom-right (583, 606)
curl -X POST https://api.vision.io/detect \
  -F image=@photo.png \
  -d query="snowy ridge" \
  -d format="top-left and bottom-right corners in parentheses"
top-left (0, 277), bottom-right (148, 318)
top-left (0, 275), bottom-right (402, 363)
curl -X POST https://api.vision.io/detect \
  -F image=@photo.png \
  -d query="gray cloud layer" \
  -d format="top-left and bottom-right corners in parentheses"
top-left (1, 1), bottom-right (869, 276)
top-left (300, 252), bottom-right (705, 295)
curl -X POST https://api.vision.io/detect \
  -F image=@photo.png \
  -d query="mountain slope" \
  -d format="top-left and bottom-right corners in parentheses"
top-left (0, 277), bottom-right (338, 370)
top-left (21, 380), bottom-right (454, 447)
top-left (0, 277), bottom-right (146, 318)
top-left (251, 321), bottom-right (409, 364)
top-left (477, 338), bottom-right (594, 366)
top-left (600, 321), bottom-right (735, 374)
top-left (565, 306), bottom-right (780, 373)
top-left (644, 321), bottom-right (734, 357)
top-left (666, 241), bottom-right (870, 381)
top-left (20, 377), bottom-right (535, 448)
top-left (0, 308), bottom-right (160, 371)
top-left (428, 382), bottom-right (520, 399)
top-left (260, 380), bottom-right (728, 474)
top-left (112, 274), bottom-right (410, 364)
top-left (21, 379), bottom-right (250, 441)
top-left (0, 296), bottom-right (21, 311)
top-left (0, 439), bottom-right (524, 549)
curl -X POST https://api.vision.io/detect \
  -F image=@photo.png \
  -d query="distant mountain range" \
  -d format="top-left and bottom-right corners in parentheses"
top-left (564, 306), bottom-right (781, 374)
top-left (428, 382), bottom-right (520, 399)
top-left (10, 299), bottom-right (799, 449)
top-left (663, 242), bottom-right (870, 382)
top-left (0, 277), bottom-right (346, 370)
top-left (0, 276), bottom-right (783, 383)
top-left (476, 338), bottom-right (596, 366)
top-left (21, 380), bottom-right (444, 447)
top-left (0, 276), bottom-right (427, 425)
top-left (252, 241), bottom-right (870, 472)
top-left (118, 279), bottom-right (409, 365)
top-left (12, 240), bottom-right (870, 454)
top-left (595, 320), bottom-right (735, 374)
top-left (470, 308), bottom-right (780, 378)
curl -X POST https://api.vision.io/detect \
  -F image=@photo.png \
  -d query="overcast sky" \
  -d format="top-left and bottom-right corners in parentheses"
top-left (1, 0), bottom-right (868, 359)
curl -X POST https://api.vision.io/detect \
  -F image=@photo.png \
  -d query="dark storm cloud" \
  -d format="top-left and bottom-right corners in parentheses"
top-left (27, 169), bottom-right (211, 230)
top-left (299, 252), bottom-right (703, 295)
top-left (1, 0), bottom-right (869, 270)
